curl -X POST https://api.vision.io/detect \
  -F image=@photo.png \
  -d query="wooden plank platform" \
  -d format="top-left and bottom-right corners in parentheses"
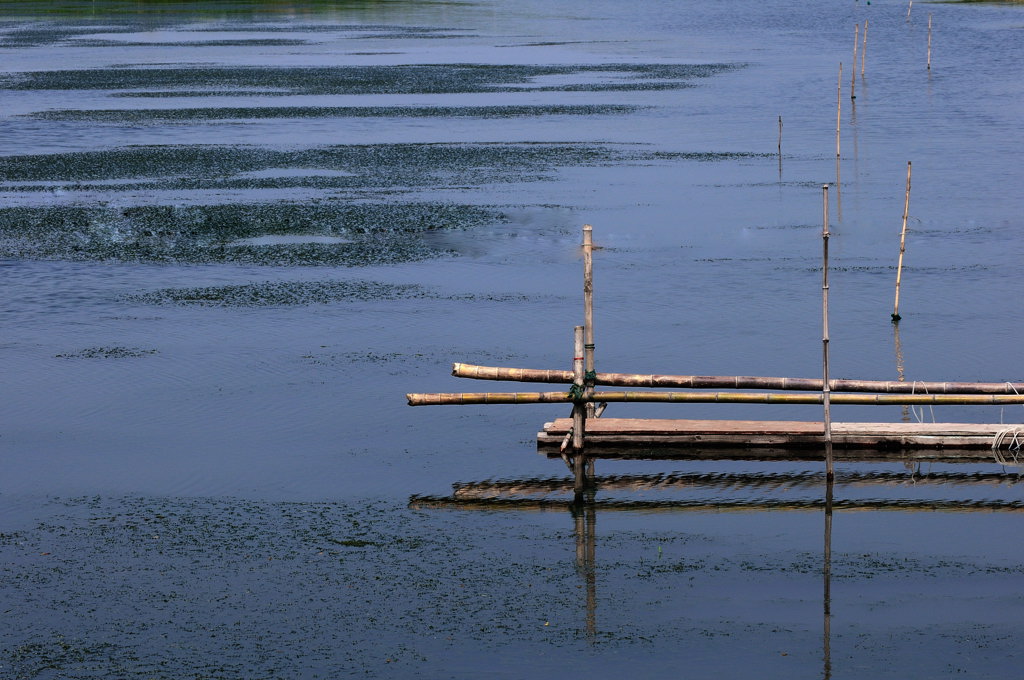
top-left (538, 418), bottom-right (1023, 461)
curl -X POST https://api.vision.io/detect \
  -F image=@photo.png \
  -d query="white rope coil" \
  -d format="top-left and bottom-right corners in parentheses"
top-left (992, 426), bottom-right (1024, 466)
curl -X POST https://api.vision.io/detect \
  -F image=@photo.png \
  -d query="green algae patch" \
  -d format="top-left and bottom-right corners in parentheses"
top-left (0, 202), bottom-right (496, 265)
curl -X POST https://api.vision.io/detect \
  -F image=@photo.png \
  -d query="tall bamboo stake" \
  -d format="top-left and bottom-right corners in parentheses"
top-left (927, 14), bottom-right (933, 70)
top-left (851, 25), bottom-right (859, 100)
top-left (451, 363), bottom-right (1024, 395)
top-left (822, 185), bottom-right (834, 480)
top-left (582, 224), bottom-right (596, 419)
top-left (892, 161), bottom-right (912, 322)
top-left (861, 20), bottom-right (868, 77)
top-left (836, 63), bottom-right (842, 158)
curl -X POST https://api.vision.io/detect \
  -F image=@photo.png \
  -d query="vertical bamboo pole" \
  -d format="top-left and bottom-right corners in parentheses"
top-left (822, 185), bottom-right (834, 481)
top-left (861, 20), bottom-right (868, 77)
top-left (582, 224), bottom-right (595, 418)
top-left (927, 14), bottom-right (933, 70)
top-left (892, 161), bottom-right (912, 322)
top-left (581, 224), bottom-right (597, 487)
top-left (851, 25), bottom-right (859, 100)
top-left (572, 325), bottom-right (587, 504)
top-left (835, 63), bottom-right (842, 158)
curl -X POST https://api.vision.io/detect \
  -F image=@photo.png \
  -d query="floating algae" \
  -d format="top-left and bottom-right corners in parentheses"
top-left (29, 104), bottom-right (641, 124)
top-left (126, 279), bottom-right (430, 307)
top-left (0, 63), bottom-right (737, 96)
top-left (55, 346), bottom-right (158, 359)
top-left (0, 143), bottom-right (623, 187)
top-left (0, 142), bottom-right (686, 265)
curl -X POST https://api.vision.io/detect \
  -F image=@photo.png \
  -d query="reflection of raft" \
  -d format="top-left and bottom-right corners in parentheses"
top-left (536, 418), bottom-right (1022, 461)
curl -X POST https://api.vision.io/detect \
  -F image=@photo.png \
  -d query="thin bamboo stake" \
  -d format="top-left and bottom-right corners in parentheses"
top-left (572, 325), bottom-right (587, 504)
top-left (861, 20), bottom-right (868, 77)
top-left (927, 14), bottom-right (932, 70)
top-left (892, 161), bottom-right (912, 321)
top-left (907, 0), bottom-right (913, 22)
top-left (822, 185), bottom-right (834, 480)
top-left (778, 115), bottom-right (783, 179)
top-left (851, 25), bottom-right (859, 100)
top-left (836, 63), bottom-right (842, 158)
top-left (562, 326), bottom-right (586, 454)
top-left (582, 224), bottom-right (596, 418)
top-left (451, 363), bottom-right (1024, 395)
top-left (407, 391), bottom-right (1024, 407)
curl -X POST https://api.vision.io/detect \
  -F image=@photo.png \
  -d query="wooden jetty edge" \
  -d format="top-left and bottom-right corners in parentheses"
top-left (406, 225), bottom-right (1024, 503)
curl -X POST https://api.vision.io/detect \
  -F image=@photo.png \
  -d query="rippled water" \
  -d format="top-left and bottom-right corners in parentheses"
top-left (2, 0), bottom-right (1023, 677)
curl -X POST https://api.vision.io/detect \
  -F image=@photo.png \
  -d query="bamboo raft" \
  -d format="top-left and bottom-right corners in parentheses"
top-left (406, 225), bottom-right (1024, 502)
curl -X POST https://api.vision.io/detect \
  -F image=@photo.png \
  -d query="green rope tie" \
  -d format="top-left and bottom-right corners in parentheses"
top-left (567, 384), bottom-right (585, 401)
top-left (584, 370), bottom-right (597, 383)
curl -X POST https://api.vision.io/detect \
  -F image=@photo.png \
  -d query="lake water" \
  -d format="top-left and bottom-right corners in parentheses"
top-left (2, 0), bottom-right (1023, 677)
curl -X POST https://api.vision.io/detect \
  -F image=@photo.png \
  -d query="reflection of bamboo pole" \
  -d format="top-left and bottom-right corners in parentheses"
top-left (861, 20), bottom-right (868, 76)
top-left (408, 391), bottom-right (1024, 406)
top-left (892, 161), bottom-right (912, 321)
top-left (451, 363), bottom-right (1024, 395)
top-left (836, 63), bottom-right (842, 158)
top-left (927, 14), bottom-right (933, 70)
top-left (573, 504), bottom-right (597, 639)
top-left (822, 185), bottom-right (833, 480)
top-left (907, 0), bottom-right (913, 22)
top-left (851, 25), bottom-right (859, 99)
top-left (894, 323), bottom-right (910, 422)
top-left (823, 475), bottom-right (833, 680)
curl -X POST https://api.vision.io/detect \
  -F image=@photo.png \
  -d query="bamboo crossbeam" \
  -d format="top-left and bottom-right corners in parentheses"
top-left (451, 363), bottom-right (1024, 395)
top-left (407, 390), bottom-right (1024, 407)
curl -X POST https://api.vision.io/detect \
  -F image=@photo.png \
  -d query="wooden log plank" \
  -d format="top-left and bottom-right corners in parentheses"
top-left (536, 418), bottom-right (1023, 455)
top-left (543, 418), bottom-right (1016, 436)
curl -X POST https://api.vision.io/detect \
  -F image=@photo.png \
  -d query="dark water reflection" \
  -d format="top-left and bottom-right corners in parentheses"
top-left (2, 0), bottom-right (1024, 676)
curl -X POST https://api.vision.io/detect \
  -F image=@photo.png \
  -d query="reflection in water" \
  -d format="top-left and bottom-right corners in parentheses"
top-left (411, 466), bottom-right (1024, 657)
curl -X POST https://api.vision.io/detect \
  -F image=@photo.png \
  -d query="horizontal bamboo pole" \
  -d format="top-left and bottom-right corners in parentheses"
top-left (452, 363), bottom-right (1024, 395)
top-left (408, 390), bottom-right (1024, 407)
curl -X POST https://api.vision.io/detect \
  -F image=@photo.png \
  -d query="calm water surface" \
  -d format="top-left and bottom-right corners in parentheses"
top-left (1, 0), bottom-right (1023, 677)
